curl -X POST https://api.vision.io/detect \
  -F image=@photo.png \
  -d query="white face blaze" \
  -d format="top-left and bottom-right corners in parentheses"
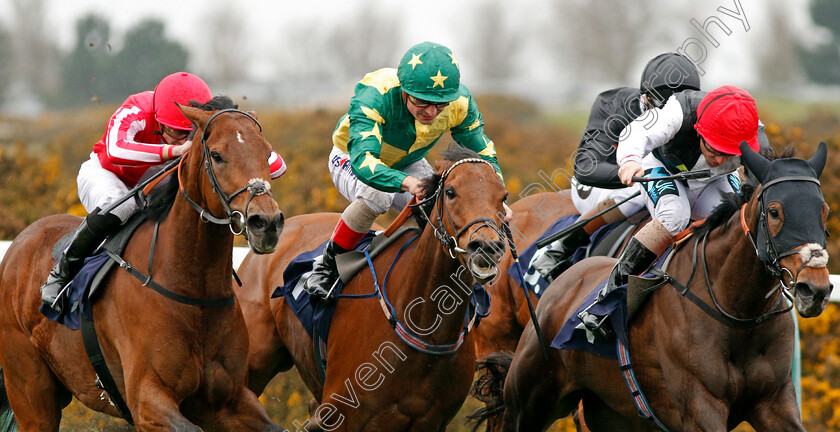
top-left (237, 130), bottom-right (245, 144)
top-left (799, 243), bottom-right (829, 268)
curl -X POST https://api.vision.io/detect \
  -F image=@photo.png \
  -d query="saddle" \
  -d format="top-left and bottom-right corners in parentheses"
top-left (335, 226), bottom-right (419, 284)
top-left (42, 213), bottom-right (147, 329)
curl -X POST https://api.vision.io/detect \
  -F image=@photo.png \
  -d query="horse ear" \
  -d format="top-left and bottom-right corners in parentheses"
top-left (248, 110), bottom-right (259, 120)
top-left (740, 140), bottom-right (770, 183)
top-left (178, 103), bottom-right (211, 130)
top-left (808, 141), bottom-right (827, 178)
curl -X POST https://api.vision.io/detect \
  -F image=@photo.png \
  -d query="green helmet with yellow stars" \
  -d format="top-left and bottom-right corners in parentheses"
top-left (397, 41), bottom-right (462, 103)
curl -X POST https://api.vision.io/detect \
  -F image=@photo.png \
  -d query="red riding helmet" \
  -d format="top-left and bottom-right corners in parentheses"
top-left (153, 72), bottom-right (212, 130)
top-left (694, 85), bottom-right (759, 155)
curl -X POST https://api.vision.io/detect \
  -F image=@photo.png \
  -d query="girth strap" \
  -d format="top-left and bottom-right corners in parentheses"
top-left (81, 315), bottom-right (134, 425)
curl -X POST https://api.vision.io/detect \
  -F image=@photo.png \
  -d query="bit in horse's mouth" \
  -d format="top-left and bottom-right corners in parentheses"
top-left (469, 256), bottom-right (499, 283)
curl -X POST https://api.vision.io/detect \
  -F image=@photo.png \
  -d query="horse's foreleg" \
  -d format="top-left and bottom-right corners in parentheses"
top-left (500, 338), bottom-right (566, 432)
top-left (746, 383), bottom-right (806, 432)
top-left (206, 387), bottom-right (287, 432)
top-left (0, 332), bottom-right (69, 431)
top-left (673, 387), bottom-right (729, 432)
top-left (131, 383), bottom-right (200, 432)
top-left (242, 297), bottom-right (291, 396)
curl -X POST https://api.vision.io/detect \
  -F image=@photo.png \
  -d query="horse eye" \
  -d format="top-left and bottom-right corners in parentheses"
top-left (210, 151), bottom-right (223, 163)
top-left (768, 208), bottom-right (780, 218)
top-left (445, 187), bottom-right (456, 199)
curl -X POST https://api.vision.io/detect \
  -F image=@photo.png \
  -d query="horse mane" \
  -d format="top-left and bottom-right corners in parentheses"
top-left (411, 144), bottom-right (482, 229)
top-left (691, 146), bottom-right (796, 237)
top-left (142, 95), bottom-right (239, 223)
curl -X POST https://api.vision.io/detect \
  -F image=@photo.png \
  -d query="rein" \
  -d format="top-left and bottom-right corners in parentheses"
top-left (650, 177), bottom-right (822, 329)
top-left (348, 157), bottom-right (503, 355)
top-left (106, 109), bottom-right (275, 309)
top-left (649, 228), bottom-right (792, 329)
top-left (740, 175), bottom-right (822, 286)
top-left (412, 158), bottom-right (503, 259)
top-left (359, 234), bottom-right (483, 355)
top-left (178, 109), bottom-right (273, 236)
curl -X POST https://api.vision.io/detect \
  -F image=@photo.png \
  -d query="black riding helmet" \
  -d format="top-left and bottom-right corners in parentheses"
top-left (640, 52), bottom-right (701, 108)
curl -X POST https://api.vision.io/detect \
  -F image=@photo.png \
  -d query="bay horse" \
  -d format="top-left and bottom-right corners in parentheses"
top-left (473, 190), bottom-right (578, 359)
top-left (236, 145), bottom-right (508, 431)
top-left (0, 98), bottom-right (288, 431)
top-left (474, 190), bottom-right (646, 432)
top-left (471, 142), bottom-right (832, 431)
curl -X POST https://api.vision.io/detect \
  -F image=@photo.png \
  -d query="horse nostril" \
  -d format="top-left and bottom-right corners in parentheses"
top-left (246, 214), bottom-right (269, 233)
top-left (466, 239), bottom-right (505, 258)
top-left (794, 282), bottom-right (820, 301)
top-left (466, 240), bottom-right (483, 254)
top-left (493, 240), bottom-right (506, 255)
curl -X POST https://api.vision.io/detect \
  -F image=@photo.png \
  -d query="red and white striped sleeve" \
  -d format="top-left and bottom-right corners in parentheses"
top-left (104, 105), bottom-right (168, 166)
top-left (268, 151), bottom-right (287, 179)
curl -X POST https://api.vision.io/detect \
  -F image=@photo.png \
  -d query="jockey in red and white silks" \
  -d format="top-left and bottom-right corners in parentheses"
top-left (78, 88), bottom-right (286, 222)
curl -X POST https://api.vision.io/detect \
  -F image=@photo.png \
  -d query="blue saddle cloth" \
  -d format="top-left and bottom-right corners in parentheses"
top-left (272, 231), bottom-right (492, 352)
top-left (551, 252), bottom-right (670, 359)
top-left (512, 214), bottom-right (621, 297)
top-left (271, 232), bottom-right (378, 344)
top-left (40, 251), bottom-right (111, 330)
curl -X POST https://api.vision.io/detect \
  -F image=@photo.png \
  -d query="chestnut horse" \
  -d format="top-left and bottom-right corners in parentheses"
top-left (472, 142), bottom-right (832, 431)
top-left (236, 146), bottom-right (508, 431)
top-left (0, 99), bottom-right (287, 431)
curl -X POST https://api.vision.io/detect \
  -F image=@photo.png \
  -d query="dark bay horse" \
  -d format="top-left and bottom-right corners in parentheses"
top-left (475, 190), bottom-right (646, 432)
top-left (472, 142), bottom-right (832, 432)
top-left (236, 146), bottom-right (508, 431)
top-left (0, 99), bottom-right (287, 431)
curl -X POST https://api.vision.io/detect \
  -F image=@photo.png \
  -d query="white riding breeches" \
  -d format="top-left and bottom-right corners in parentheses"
top-left (328, 146), bottom-right (434, 214)
top-left (77, 153), bottom-right (138, 222)
top-left (640, 154), bottom-right (740, 235)
top-left (570, 176), bottom-right (647, 217)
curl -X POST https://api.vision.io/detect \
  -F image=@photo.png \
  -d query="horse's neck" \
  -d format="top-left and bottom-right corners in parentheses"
top-left (695, 213), bottom-right (779, 317)
top-left (153, 186), bottom-right (235, 295)
top-left (387, 226), bottom-right (473, 342)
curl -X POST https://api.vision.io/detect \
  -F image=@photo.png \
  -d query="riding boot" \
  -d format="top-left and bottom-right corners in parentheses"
top-left (303, 239), bottom-right (350, 304)
top-left (40, 209), bottom-right (122, 314)
top-left (533, 226), bottom-right (591, 283)
top-left (577, 236), bottom-right (658, 340)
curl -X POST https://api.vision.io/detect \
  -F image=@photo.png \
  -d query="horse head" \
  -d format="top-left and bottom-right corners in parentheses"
top-left (741, 141), bottom-right (832, 317)
top-left (179, 103), bottom-right (285, 254)
top-left (422, 145), bottom-right (508, 284)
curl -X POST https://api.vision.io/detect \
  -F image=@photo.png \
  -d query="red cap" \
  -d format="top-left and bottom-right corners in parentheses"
top-left (153, 72), bottom-right (212, 130)
top-left (694, 85), bottom-right (759, 155)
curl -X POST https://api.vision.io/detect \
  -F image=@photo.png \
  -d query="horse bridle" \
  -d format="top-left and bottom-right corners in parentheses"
top-left (411, 158), bottom-right (504, 259)
top-left (362, 157), bottom-right (504, 356)
top-left (652, 175), bottom-right (824, 329)
top-left (742, 175), bottom-right (823, 289)
top-left (178, 108), bottom-right (273, 236)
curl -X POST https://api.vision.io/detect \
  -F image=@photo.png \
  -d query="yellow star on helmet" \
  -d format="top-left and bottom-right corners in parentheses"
top-left (430, 70), bottom-right (448, 88)
top-left (448, 53), bottom-right (459, 69)
top-left (407, 53), bottom-right (423, 70)
top-left (360, 152), bottom-right (385, 174)
top-left (359, 123), bottom-right (382, 144)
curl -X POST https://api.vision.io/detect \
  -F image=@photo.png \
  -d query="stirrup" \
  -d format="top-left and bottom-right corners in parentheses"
top-left (578, 310), bottom-right (612, 340)
top-left (322, 278), bottom-right (342, 304)
top-left (305, 272), bottom-right (339, 305)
